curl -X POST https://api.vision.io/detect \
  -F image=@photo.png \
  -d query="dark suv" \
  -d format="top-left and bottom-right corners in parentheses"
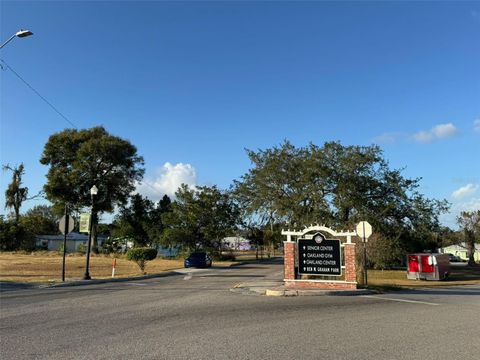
top-left (184, 252), bottom-right (212, 268)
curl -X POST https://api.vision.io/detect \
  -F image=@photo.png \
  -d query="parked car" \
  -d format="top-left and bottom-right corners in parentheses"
top-left (184, 252), bottom-right (212, 268)
top-left (447, 253), bottom-right (463, 263)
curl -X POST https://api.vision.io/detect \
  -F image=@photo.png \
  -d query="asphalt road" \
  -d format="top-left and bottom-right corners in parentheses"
top-left (1, 259), bottom-right (479, 360)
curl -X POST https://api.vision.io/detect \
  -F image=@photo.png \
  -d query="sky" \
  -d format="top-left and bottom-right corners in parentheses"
top-left (1, 0), bottom-right (479, 228)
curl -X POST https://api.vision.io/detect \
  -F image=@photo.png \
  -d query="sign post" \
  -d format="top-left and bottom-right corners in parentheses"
top-left (356, 221), bottom-right (372, 286)
top-left (59, 208), bottom-right (75, 282)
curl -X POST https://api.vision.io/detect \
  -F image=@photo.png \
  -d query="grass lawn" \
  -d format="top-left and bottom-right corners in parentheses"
top-left (0, 252), bottom-right (233, 284)
top-left (366, 265), bottom-right (480, 289)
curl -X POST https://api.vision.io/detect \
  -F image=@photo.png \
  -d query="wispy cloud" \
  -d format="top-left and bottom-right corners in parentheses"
top-left (373, 132), bottom-right (405, 144)
top-left (136, 162), bottom-right (197, 200)
top-left (474, 119), bottom-right (480, 133)
top-left (440, 196), bottom-right (480, 228)
top-left (452, 183), bottom-right (479, 200)
top-left (413, 123), bottom-right (458, 143)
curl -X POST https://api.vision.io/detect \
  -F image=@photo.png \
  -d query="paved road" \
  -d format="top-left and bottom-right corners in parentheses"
top-left (1, 259), bottom-right (479, 359)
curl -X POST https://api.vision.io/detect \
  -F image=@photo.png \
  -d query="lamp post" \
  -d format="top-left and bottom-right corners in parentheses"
top-left (0, 29), bottom-right (33, 50)
top-left (83, 185), bottom-right (98, 280)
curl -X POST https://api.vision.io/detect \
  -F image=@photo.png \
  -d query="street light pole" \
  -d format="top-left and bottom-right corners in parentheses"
top-left (83, 185), bottom-right (98, 280)
top-left (0, 29), bottom-right (33, 50)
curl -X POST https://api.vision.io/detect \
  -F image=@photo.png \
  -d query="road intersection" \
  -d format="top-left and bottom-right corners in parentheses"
top-left (1, 259), bottom-right (479, 359)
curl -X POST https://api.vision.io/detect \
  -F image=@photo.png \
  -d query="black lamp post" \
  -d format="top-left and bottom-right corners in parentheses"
top-left (83, 185), bottom-right (98, 280)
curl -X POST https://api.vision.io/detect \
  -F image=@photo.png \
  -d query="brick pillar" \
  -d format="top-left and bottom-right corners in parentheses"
top-left (344, 243), bottom-right (357, 285)
top-left (284, 241), bottom-right (295, 280)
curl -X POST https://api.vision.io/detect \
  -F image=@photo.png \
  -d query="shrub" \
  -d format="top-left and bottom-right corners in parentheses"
top-left (126, 247), bottom-right (157, 274)
top-left (77, 243), bottom-right (87, 254)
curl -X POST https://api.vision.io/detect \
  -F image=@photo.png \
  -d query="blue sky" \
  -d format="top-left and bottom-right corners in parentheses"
top-left (1, 1), bottom-right (479, 228)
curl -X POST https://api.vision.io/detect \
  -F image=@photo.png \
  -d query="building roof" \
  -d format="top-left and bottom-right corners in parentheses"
top-left (441, 243), bottom-right (480, 251)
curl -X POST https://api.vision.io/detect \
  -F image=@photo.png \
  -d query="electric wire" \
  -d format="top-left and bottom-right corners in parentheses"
top-left (1, 59), bottom-right (162, 198)
top-left (0, 58), bottom-right (77, 128)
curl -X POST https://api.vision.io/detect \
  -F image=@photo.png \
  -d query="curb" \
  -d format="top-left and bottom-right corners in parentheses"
top-left (235, 283), bottom-right (378, 297)
top-left (40, 271), bottom-right (182, 289)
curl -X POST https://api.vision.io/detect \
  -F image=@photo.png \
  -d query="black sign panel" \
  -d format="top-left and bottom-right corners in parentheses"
top-left (298, 237), bottom-right (342, 276)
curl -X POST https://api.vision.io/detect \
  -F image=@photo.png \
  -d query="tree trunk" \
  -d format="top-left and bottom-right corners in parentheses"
top-left (466, 230), bottom-right (476, 266)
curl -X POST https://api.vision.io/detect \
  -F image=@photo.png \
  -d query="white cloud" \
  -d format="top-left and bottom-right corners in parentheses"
top-left (136, 162), bottom-right (197, 200)
top-left (474, 119), bottom-right (480, 133)
top-left (440, 197), bottom-right (480, 229)
top-left (460, 198), bottom-right (480, 213)
top-left (452, 183), bottom-right (479, 200)
top-left (413, 131), bottom-right (434, 143)
top-left (373, 132), bottom-right (405, 144)
top-left (413, 123), bottom-right (458, 143)
top-left (432, 123), bottom-right (458, 138)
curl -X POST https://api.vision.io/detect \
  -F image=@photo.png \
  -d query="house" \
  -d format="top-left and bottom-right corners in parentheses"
top-left (36, 232), bottom-right (106, 252)
top-left (439, 243), bottom-right (480, 262)
top-left (222, 236), bottom-right (252, 251)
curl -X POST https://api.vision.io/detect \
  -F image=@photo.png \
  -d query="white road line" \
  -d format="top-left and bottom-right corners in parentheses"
top-left (361, 295), bottom-right (440, 306)
top-left (128, 282), bottom-right (147, 286)
top-left (183, 275), bottom-right (192, 280)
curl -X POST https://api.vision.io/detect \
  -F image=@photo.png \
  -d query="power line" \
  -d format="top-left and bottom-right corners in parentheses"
top-left (0, 58), bottom-right (77, 128)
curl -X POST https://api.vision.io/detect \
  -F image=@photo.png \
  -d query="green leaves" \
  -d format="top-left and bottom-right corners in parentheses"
top-left (162, 185), bottom-right (240, 252)
top-left (40, 126), bottom-right (145, 213)
top-left (234, 140), bottom-right (449, 255)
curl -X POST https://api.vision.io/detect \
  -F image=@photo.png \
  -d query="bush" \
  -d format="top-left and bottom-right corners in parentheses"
top-left (77, 243), bottom-right (87, 254)
top-left (126, 247), bottom-right (157, 274)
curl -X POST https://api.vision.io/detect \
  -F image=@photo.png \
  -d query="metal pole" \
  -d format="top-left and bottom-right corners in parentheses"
top-left (363, 222), bottom-right (368, 286)
top-left (0, 34), bottom-right (16, 50)
top-left (83, 194), bottom-right (94, 280)
top-left (62, 204), bottom-right (68, 282)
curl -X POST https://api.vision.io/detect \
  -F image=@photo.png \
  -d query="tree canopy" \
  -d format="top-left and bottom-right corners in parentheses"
top-left (3, 163), bottom-right (29, 222)
top-left (233, 141), bottom-right (449, 255)
top-left (162, 184), bottom-right (240, 252)
top-left (457, 210), bottom-right (480, 266)
top-left (40, 126), bottom-right (145, 213)
top-left (111, 193), bottom-right (172, 248)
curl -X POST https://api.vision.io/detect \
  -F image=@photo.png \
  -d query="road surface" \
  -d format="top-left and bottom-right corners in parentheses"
top-left (1, 259), bottom-right (479, 359)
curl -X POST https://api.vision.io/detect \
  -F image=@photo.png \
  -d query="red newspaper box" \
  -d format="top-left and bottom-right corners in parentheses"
top-left (407, 253), bottom-right (450, 280)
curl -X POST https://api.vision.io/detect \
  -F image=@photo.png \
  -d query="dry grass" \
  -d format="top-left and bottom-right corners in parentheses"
top-left (0, 252), bottom-right (189, 283)
top-left (367, 266), bottom-right (480, 288)
top-left (2, 252), bottom-right (479, 287)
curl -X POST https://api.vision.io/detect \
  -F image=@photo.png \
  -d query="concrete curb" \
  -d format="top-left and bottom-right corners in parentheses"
top-left (37, 271), bottom-right (182, 289)
top-left (234, 283), bottom-right (378, 297)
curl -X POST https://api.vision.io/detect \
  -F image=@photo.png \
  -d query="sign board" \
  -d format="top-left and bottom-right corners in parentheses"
top-left (356, 221), bottom-right (372, 241)
top-left (298, 233), bottom-right (342, 276)
top-left (79, 213), bottom-right (90, 233)
top-left (59, 215), bottom-right (75, 235)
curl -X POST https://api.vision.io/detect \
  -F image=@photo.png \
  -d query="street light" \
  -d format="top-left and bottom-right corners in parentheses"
top-left (0, 29), bottom-right (33, 50)
top-left (83, 185), bottom-right (98, 280)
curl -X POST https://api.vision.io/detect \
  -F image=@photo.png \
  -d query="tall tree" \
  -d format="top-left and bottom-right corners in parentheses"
top-left (234, 141), bottom-right (448, 258)
top-left (3, 163), bottom-right (29, 222)
top-left (162, 185), bottom-right (240, 252)
top-left (40, 126), bottom-right (144, 251)
top-left (112, 194), bottom-right (154, 247)
top-left (457, 210), bottom-right (480, 266)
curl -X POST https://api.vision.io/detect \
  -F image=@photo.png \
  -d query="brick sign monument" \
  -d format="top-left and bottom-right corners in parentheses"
top-left (282, 225), bottom-right (358, 290)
